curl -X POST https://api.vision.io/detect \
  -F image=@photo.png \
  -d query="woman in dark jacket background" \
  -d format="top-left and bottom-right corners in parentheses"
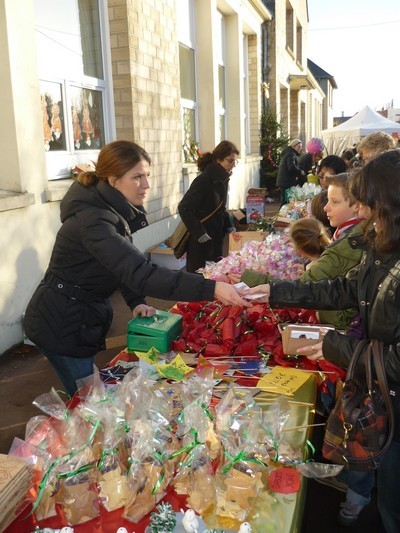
top-left (276, 138), bottom-right (306, 206)
top-left (178, 140), bottom-right (239, 273)
top-left (24, 141), bottom-right (248, 395)
top-left (239, 149), bottom-right (400, 533)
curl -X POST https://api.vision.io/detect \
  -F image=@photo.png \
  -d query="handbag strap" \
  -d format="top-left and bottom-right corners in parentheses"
top-left (370, 339), bottom-right (395, 458)
top-left (346, 339), bottom-right (370, 378)
top-left (200, 201), bottom-right (224, 224)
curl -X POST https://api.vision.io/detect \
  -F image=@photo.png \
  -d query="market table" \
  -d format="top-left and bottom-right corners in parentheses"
top-left (4, 364), bottom-right (316, 533)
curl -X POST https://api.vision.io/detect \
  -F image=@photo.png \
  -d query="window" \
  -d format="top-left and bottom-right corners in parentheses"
top-left (177, 0), bottom-right (198, 162)
top-left (217, 11), bottom-right (226, 142)
top-left (34, 0), bottom-right (113, 179)
top-left (242, 35), bottom-right (250, 155)
top-left (296, 22), bottom-right (303, 65)
top-left (286, 2), bottom-right (294, 53)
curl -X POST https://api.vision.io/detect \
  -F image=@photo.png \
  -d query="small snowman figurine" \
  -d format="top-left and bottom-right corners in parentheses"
top-left (60, 528), bottom-right (75, 533)
top-left (115, 529), bottom-right (128, 533)
top-left (181, 508), bottom-right (199, 533)
top-left (238, 523), bottom-right (252, 533)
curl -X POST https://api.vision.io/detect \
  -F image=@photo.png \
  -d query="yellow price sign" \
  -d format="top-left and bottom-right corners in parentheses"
top-left (257, 366), bottom-right (312, 396)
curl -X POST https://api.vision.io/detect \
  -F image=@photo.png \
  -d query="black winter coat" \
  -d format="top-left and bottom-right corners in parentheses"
top-left (24, 180), bottom-right (215, 357)
top-left (276, 147), bottom-right (305, 188)
top-left (178, 161), bottom-right (231, 273)
top-left (269, 236), bottom-right (400, 439)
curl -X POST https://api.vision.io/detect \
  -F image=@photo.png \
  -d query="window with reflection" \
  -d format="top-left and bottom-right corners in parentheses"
top-left (35, 0), bottom-right (110, 178)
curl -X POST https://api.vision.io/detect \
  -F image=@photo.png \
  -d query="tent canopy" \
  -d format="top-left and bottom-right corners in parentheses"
top-left (321, 105), bottom-right (400, 155)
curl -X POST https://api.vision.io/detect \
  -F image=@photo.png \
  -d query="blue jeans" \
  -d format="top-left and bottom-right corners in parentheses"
top-left (346, 469), bottom-right (375, 506)
top-left (41, 349), bottom-right (95, 397)
top-left (377, 440), bottom-right (400, 533)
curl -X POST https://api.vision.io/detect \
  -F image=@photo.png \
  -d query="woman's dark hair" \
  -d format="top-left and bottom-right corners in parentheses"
top-left (350, 149), bottom-right (400, 252)
top-left (77, 141), bottom-right (151, 186)
top-left (319, 155), bottom-right (347, 175)
top-left (197, 140), bottom-right (239, 172)
top-left (342, 149), bottom-right (354, 163)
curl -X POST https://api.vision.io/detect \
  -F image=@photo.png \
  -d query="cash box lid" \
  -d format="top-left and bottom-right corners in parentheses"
top-left (127, 310), bottom-right (182, 352)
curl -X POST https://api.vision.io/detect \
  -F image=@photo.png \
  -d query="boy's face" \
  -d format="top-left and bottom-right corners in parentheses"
top-left (324, 184), bottom-right (359, 228)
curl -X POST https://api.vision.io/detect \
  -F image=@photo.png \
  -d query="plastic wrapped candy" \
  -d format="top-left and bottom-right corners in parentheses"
top-left (199, 233), bottom-right (305, 283)
top-left (285, 183), bottom-right (321, 203)
top-left (56, 448), bottom-right (99, 525)
top-left (96, 413), bottom-right (130, 512)
top-left (173, 444), bottom-right (216, 515)
top-left (214, 433), bottom-right (266, 525)
top-left (123, 420), bottom-right (176, 523)
top-left (177, 374), bottom-right (220, 460)
top-left (8, 437), bottom-right (50, 520)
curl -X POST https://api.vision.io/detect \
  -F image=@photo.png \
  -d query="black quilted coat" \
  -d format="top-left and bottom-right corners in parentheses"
top-left (24, 180), bottom-right (215, 357)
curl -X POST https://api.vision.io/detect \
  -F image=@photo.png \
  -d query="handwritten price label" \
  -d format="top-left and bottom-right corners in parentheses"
top-left (268, 467), bottom-right (301, 494)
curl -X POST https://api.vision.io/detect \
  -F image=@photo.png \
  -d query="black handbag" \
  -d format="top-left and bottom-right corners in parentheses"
top-left (322, 339), bottom-right (394, 471)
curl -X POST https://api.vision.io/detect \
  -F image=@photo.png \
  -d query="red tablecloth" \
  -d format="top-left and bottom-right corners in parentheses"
top-left (5, 488), bottom-right (186, 533)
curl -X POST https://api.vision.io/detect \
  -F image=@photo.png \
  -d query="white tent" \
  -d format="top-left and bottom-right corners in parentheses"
top-left (321, 105), bottom-right (400, 155)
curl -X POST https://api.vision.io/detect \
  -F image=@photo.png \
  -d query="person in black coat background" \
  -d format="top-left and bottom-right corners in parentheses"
top-left (24, 141), bottom-right (249, 395)
top-left (178, 140), bottom-right (239, 273)
top-left (276, 139), bottom-right (306, 206)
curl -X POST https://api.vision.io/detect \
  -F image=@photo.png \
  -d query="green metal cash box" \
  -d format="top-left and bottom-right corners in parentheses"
top-left (126, 310), bottom-right (183, 353)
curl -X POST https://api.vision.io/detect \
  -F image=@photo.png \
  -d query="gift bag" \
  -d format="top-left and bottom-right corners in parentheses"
top-left (322, 339), bottom-right (394, 471)
top-left (279, 323), bottom-right (334, 355)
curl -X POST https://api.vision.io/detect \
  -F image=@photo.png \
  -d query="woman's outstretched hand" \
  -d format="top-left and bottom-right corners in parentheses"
top-left (235, 283), bottom-right (270, 303)
top-left (132, 304), bottom-right (157, 318)
top-left (214, 282), bottom-right (252, 307)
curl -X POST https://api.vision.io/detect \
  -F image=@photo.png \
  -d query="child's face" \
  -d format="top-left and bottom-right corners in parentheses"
top-left (324, 185), bottom-right (359, 228)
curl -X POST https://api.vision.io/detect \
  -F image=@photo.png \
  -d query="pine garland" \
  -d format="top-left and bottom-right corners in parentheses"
top-left (149, 501), bottom-right (177, 532)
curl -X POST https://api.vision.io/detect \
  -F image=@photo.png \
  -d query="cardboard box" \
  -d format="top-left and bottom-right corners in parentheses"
top-left (247, 188), bottom-right (268, 197)
top-left (246, 194), bottom-right (265, 223)
top-left (228, 231), bottom-right (269, 252)
top-left (228, 209), bottom-right (248, 231)
top-left (148, 244), bottom-right (186, 270)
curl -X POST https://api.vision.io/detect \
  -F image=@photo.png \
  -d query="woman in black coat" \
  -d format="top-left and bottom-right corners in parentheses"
top-left (24, 141), bottom-right (248, 395)
top-left (178, 141), bottom-right (239, 273)
top-left (276, 139), bottom-right (306, 206)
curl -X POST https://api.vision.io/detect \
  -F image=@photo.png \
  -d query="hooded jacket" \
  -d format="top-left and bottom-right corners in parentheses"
top-left (24, 180), bottom-right (215, 357)
top-left (241, 224), bottom-right (364, 330)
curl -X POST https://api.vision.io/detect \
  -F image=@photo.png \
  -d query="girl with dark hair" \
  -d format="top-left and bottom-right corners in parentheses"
top-left (239, 149), bottom-right (400, 532)
top-left (178, 140), bottom-right (239, 272)
top-left (24, 141), bottom-right (249, 396)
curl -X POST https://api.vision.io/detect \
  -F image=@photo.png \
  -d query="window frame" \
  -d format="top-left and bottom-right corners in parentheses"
top-left (35, 0), bottom-right (115, 180)
top-left (217, 10), bottom-right (227, 143)
top-left (178, 0), bottom-right (198, 160)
